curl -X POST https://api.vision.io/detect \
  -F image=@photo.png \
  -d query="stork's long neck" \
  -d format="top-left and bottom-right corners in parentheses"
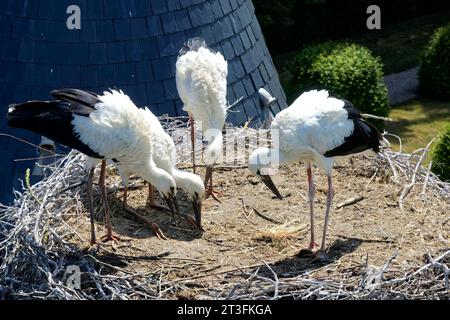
top-left (170, 168), bottom-right (195, 192)
top-left (139, 157), bottom-right (173, 192)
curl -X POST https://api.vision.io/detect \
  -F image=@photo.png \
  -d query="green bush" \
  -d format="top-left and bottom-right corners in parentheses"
top-left (419, 24), bottom-right (450, 99)
top-left (291, 42), bottom-right (390, 118)
top-left (431, 124), bottom-right (450, 181)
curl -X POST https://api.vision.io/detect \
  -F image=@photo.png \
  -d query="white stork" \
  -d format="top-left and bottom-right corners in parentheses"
top-left (249, 90), bottom-right (383, 257)
top-left (7, 89), bottom-right (178, 244)
top-left (176, 37), bottom-right (228, 202)
top-left (140, 107), bottom-right (205, 229)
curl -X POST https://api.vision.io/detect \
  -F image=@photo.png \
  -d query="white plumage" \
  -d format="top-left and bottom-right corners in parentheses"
top-left (176, 41), bottom-right (228, 147)
top-left (176, 38), bottom-right (228, 201)
top-left (73, 90), bottom-right (177, 198)
top-left (140, 107), bottom-right (205, 227)
top-left (7, 88), bottom-right (177, 243)
top-left (249, 90), bottom-right (382, 257)
top-left (271, 90), bottom-right (355, 174)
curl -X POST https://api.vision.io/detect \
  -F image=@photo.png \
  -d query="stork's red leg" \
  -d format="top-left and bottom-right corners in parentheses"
top-left (146, 183), bottom-right (170, 212)
top-left (123, 186), bottom-right (166, 240)
top-left (307, 163), bottom-right (319, 251)
top-left (204, 165), bottom-right (222, 203)
top-left (86, 167), bottom-right (97, 246)
top-left (190, 114), bottom-right (196, 174)
top-left (321, 174), bottom-right (334, 250)
top-left (98, 160), bottom-right (120, 243)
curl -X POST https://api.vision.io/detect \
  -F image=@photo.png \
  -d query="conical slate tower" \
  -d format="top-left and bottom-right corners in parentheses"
top-left (0, 0), bottom-right (287, 203)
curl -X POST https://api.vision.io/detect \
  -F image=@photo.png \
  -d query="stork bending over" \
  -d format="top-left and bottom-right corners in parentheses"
top-left (7, 89), bottom-right (178, 244)
top-left (176, 37), bottom-right (228, 202)
top-left (249, 90), bottom-right (383, 257)
top-left (141, 107), bottom-right (205, 229)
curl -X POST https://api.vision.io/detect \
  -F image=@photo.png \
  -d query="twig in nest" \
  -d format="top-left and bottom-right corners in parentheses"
top-left (421, 161), bottom-right (433, 195)
top-left (383, 133), bottom-right (402, 153)
top-left (361, 113), bottom-right (393, 122)
top-left (336, 195), bottom-right (364, 209)
top-left (226, 96), bottom-right (245, 112)
top-left (252, 208), bottom-right (283, 225)
top-left (399, 138), bottom-right (435, 210)
top-left (335, 234), bottom-right (394, 243)
top-left (0, 133), bottom-right (64, 156)
top-left (241, 198), bottom-right (250, 217)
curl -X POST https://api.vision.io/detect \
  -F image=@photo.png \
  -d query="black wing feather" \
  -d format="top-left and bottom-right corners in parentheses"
top-left (51, 88), bottom-right (101, 108)
top-left (7, 100), bottom-right (103, 158)
top-left (324, 100), bottom-right (382, 158)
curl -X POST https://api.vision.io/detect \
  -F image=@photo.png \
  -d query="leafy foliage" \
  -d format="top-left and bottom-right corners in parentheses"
top-left (431, 124), bottom-right (450, 181)
top-left (291, 42), bottom-right (389, 119)
top-left (419, 23), bottom-right (450, 99)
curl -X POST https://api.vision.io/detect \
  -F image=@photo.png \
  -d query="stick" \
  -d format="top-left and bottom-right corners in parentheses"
top-left (252, 208), bottom-right (283, 225)
top-left (421, 161), bottom-right (433, 194)
top-left (399, 139), bottom-right (435, 210)
top-left (336, 195), bottom-right (364, 209)
top-left (361, 113), bottom-right (393, 122)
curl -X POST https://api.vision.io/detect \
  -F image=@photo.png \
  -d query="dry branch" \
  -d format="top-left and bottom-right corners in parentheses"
top-left (336, 195), bottom-right (364, 209)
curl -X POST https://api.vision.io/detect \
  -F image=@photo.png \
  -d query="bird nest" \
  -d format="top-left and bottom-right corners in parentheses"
top-left (0, 118), bottom-right (449, 300)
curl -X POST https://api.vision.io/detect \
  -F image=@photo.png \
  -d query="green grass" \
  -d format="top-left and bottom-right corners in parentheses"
top-left (385, 99), bottom-right (450, 155)
top-left (274, 10), bottom-right (450, 101)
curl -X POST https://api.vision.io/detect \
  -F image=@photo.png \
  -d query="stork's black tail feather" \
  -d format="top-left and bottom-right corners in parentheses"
top-left (324, 118), bottom-right (383, 158)
top-left (7, 99), bottom-right (102, 158)
top-left (362, 119), bottom-right (383, 153)
top-left (51, 88), bottom-right (100, 108)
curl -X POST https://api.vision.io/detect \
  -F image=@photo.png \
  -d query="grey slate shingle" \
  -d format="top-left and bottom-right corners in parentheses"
top-left (0, 0), bottom-right (287, 204)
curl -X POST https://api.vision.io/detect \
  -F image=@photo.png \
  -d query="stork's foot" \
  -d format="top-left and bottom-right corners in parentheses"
top-left (184, 214), bottom-right (204, 231)
top-left (123, 204), bottom-right (167, 240)
top-left (151, 222), bottom-right (167, 240)
top-left (100, 233), bottom-right (121, 243)
top-left (205, 189), bottom-right (223, 203)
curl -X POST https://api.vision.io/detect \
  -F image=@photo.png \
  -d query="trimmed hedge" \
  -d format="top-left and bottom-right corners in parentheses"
top-left (431, 124), bottom-right (450, 181)
top-left (419, 23), bottom-right (450, 99)
top-left (291, 42), bottom-right (390, 118)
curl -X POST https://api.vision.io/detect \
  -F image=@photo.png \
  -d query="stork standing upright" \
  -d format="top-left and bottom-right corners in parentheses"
top-left (7, 89), bottom-right (178, 244)
top-left (176, 37), bottom-right (228, 202)
top-left (249, 90), bottom-right (383, 256)
top-left (141, 107), bottom-right (205, 229)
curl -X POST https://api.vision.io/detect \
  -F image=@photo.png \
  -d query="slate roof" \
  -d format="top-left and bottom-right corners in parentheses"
top-left (0, 0), bottom-right (287, 204)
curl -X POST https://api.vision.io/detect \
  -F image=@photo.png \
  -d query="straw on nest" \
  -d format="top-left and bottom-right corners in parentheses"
top-left (0, 117), bottom-right (448, 300)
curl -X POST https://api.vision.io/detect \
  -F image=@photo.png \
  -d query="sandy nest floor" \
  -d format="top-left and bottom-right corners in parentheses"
top-left (60, 155), bottom-right (449, 299)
